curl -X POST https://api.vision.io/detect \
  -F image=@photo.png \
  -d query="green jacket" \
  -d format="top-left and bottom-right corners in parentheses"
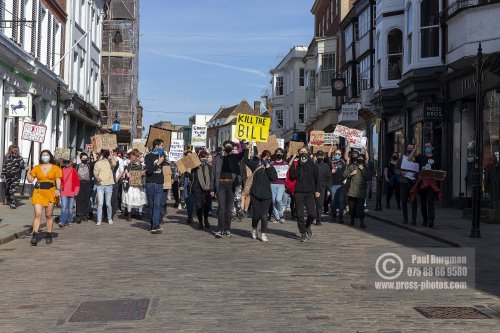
top-left (343, 163), bottom-right (372, 198)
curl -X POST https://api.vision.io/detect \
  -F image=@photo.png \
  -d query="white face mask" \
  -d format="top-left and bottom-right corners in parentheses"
top-left (41, 156), bottom-right (50, 163)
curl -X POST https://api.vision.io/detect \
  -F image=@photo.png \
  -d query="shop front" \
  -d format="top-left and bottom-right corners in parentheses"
top-left (409, 102), bottom-right (444, 157)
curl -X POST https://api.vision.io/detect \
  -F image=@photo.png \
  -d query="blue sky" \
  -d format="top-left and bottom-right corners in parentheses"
top-left (138, 0), bottom-right (314, 128)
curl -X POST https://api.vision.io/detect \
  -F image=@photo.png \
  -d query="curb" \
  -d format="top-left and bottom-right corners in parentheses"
top-left (365, 212), bottom-right (461, 248)
top-left (0, 222), bottom-right (47, 246)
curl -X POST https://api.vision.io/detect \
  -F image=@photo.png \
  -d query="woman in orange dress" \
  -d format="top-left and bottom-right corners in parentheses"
top-left (26, 150), bottom-right (62, 246)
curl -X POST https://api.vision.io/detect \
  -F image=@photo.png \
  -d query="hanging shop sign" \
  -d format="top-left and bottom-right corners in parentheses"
top-left (7, 96), bottom-right (31, 118)
top-left (338, 103), bottom-right (360, 122)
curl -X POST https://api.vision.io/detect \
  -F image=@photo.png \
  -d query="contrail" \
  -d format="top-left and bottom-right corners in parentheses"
top-left (146, 51), bottom-right (268, 78)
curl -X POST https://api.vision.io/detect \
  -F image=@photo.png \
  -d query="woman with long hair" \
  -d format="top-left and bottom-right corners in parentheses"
top-left (122, 149), bottom-right (147, 221)
top-left (1, 145), bottom-right (25, 208)
top-left (26, 150), bottom-right (62, 245)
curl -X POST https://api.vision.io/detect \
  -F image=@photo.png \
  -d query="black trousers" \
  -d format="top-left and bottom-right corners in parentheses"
top-left (193, 188), bottom-right (211, 223)
top-left (76, 180), bottom-right (93, 218)
top-left (290, 194), bottom-right (296, 217)
top-left (315, 187), bottom-right (327, 222)
top-left (251, 196), bottom-right (271, 233)
top-left (217, 182), bottom-right (235, 232)
top-left (400, 181), bottom-right (417, 223)
top-left (386, 181), bottom-right (401, 208)
top-left (419, 187), bottom-right (436, 223)
top-left (295, 192), bottom-right (317, 234)
top-left (172, 180), bottom-right (180, 205)
top-left (348, 196), bottom-right (365, 221)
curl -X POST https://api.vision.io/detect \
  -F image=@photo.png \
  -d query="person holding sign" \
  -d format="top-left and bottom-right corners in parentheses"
top-left (270, 148), bottom-right (287, 223)
top-left (26, 150), bottom-right (62, 246)
top-left (75, 153), bottom-right (94, 223)
top-left (1, 145), bottom-right (25, 209)
top-left (93, 150), bottom-right (118, 226)
top-left (122, 149), bottom-right (147, 221)
top-left (289, 146), bottom-right (320, 242)
top-left (343, 152), bottom-right (372, 228)
top-left (145, 139), bottom-right (167, 234)
top-left (328, 147), bottom-right (347, 223)
top-left (395, 144), bottom-right (418, 225)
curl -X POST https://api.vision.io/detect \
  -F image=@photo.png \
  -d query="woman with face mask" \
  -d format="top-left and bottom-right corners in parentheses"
top-left (384, 152), bottom-right (401, 209)
top-left (58, 159), bottom-right (80, 228)
top-left (343, 153), bottom-right (372, 228)
top-left (270, 148), bottom-right (287, 223)
top-left (122, 149), bottom-right (147, 221)
top-left (1, 145), bottom-right (25, 208)
top-left (75, 153), bottom-right (94, 222)
top-left (26, 150), bottom-right (63, 245)
top-left (328, 148), bottom-right (347, 223)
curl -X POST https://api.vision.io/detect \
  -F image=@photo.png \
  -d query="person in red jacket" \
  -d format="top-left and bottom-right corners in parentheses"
top-left (58, 159), bottom-right (80, 227)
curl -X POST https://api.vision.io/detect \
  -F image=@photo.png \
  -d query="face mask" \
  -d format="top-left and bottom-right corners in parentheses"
top-left (392, 155), bottom-right (398, 160)
top-left (300, 153), bottom-right (308, 163)
top-left (317, 157), bottom-right (324, 163)
top-left (424, 147), bottom-right (433, 154)
top-left (154, 148), bottom-right (164, 156)
top-left (41, 156), bottom-right (50, 163)
top-left (407, 149), bottom-right (413, 155)
top-left (356, 158), bottom-right (365, 165)
top-left (81, 159), bottom-right (88, 164)
top-left (224, 146), bottom-right (233, 153)
top-left (334, 154), bottom-right (341, 160)
top-left (201, 158), bottom-right (207, 165)
top-left (275, 154), bottom-right (283, 160)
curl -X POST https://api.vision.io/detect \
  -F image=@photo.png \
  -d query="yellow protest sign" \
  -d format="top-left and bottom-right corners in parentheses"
top-left (235, 113), bottom-right (270, 143)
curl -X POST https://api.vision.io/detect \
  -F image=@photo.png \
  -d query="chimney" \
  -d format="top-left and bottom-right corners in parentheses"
top-left (254, 101), bottom-right (261, 114)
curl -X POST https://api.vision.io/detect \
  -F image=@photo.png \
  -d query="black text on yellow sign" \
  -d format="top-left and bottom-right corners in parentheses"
top-left (236, 114), bottom-right (270, 143)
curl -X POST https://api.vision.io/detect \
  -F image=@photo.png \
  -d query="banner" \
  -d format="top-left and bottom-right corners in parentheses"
top-left (163, 165), bottom-right (172, 189)
top-left (324, 133), bottom-right (340, 145)
top-left (7, 96), bottom-right (31, 118)
top-left (168, 139), bottom-right (184, 161)
top-left (91, 134), bottom-right (117, 153)
top-left (309, 131), bottom-right (325, 147)
top-left (274, 164), bottom-right (289, 179)
top-left (54, 148), bottom-right (71, 161)
top-left (146, 126), bottom-right (172, 150)
top-left (288, 141), bottom-right (304, 155)
top-left (191, 125), bottom-right (207, 147)
top-left (235, 113), bottom-right (270, 142)
top-left (401, 155), bottom-right (420, 173)
top-left (333, 124), bottom-right (364, 140)
top-left (21, 122), bottom-right (47, 143)
top-left (128, 170), bottom-right (144, 186)
top-left (256, 134), bottom-right (279, 154)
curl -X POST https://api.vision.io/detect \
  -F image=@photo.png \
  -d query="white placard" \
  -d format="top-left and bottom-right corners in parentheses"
top-left (191, 125), bottom-right (207, 147)
top-left (7, 96), bottom-right (31, 118)
top-left (349, 136), bottom-right (367, 149)
top-left (168, 139), bottom-right (184, 161)
top-left (401, 155), bottom-right (420, 173)
top-left (21, 122), bottom-right (47, 143)
top-left (333, 124), bottom-right (364, 140)
top-left (276, 138), bottom-right (285, 150)
top-left (274, 165), bottom-right (289, 179)
top-left (324, 133), bottom-right (340, 145)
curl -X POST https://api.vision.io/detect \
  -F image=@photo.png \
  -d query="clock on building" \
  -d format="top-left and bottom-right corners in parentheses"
top-left (331, 78), bottom-right (346, 96)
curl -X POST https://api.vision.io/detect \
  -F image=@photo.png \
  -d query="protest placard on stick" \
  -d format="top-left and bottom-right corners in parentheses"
top-left (309, 131), bottom-right (325, 146)
top-left (146, 126), bottom-right (172, 150)
top-left (91, 134), bottom-right (117, 153)
top-left (288, 141), bottom-right (304, 155)
top-left (235, 113), bottom-right (270, 143)
top-left (54, 148), bottom-right (71, 161)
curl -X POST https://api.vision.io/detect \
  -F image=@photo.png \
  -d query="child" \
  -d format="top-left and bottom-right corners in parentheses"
top-left (58, 159), bottom-right (80, 227)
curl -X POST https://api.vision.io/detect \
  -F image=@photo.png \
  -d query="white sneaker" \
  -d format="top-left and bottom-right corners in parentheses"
top-left (177, 204), bottom-right (182, 210)
top-left (108, 219), bottom-right (113, 224)
top-left (252, 229), bottom-right (257, 240)
top-left (96, 222), bottom-right (102, 226)
top-left (261, 233), bottom-right (269, 242)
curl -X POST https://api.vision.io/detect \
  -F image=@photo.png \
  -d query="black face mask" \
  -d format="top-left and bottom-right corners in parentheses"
top-left (275, 154), bottom-right (283, 160)
top-left (81, 160), bottom-right (88, 164)
top-left (407, 149), bottom-right (413, 154)
top-left (317, 157), bottom-right (324, 163)
top-left (356, 159), bottom-right (365, 165)
top-left (224, 146), bottom-right (233, 153)
top-left (392, 155), bottom-right (398, 160)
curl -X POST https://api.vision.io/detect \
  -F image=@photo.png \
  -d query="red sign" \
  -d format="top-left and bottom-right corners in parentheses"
top-left (21, 122), bottom-right (47, 143)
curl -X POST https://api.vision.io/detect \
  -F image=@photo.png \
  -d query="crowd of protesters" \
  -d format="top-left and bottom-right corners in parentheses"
top-left (0, 137), bottom-right (442, 246)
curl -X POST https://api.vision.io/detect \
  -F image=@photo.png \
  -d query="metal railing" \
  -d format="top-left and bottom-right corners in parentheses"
top-left (444, 0), bottom-right (499, 20)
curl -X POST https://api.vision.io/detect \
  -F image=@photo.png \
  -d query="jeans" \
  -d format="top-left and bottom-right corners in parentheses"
top-left (97, 185), bottom-right (113, 223)
top-left (294, 192), bottom-right (316, 235)
top-left (270, 184), bottom-right (285, 220)
top-left (217, 182), bottom-right (235, 232)
top-left (386, 180), bottom-right (401, 208)
top-left (330, 185), bottom-right (345, 218)
top-left (60, 196), bottom-right (74, 225)
top-left (283, 192), bottom-right (291, 210)
top-left (185, 192), bottom-right (195, 220)
top-left (145, 183), bottom-right (165, 229)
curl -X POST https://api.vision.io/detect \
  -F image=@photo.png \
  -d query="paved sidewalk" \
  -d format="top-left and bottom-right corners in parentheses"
top-left (0, 199), bottom-right (41, 245)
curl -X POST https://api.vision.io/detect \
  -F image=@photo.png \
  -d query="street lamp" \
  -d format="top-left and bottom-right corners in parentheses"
top-left (375, 85), bottom-right (383, 211)
top-left (470, 43), bottom-right (484, 238)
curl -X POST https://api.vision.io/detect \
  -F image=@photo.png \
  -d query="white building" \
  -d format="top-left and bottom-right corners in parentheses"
top-left (270, 46), bottom-right (307, 142)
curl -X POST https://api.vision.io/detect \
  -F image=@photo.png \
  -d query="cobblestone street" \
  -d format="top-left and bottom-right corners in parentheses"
top-left (0, 203), bottom-right (499, 332)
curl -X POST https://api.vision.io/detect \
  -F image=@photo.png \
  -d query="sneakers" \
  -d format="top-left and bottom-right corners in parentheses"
top-left (68, 223), bottom-right (73, 227)
top-left (204, 220), bottom-right (211, 229)
top-left (108, 219), bottom-right (113, 225)
top-left (299, 233), bottom-right (307, 242)
top-left (96, 222), bottom-right (102, 226)
top-left (252, 229), bottom-right (257, 240)
top-left (58, 223), bottom-right (64, 228)
top-left (261, 233), bottom-right (269, 242)
top-left (279, 217), bottom-right (285, 224)
top-left (316, 221), bottom-right (323, 226)
top-left (214, 231), bottom-right (223, 238)
top-left (224, 231), bottom-right (232, 237)
top-left (151, 227), bottom-right (162, 234)
top-left (306, 227), bottom-right (313, 239)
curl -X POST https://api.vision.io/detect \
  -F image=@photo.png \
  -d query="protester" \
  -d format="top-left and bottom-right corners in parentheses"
top-left (58, 159), bottom-right (80, 228)
top-left (122, 149), bottom-right (146, 221)
top-left (270, 148), bottom-right (287, 223)
top-left (285, 154), bottom-right (298, 219)
top-left (186, 150), bottom-right (213, 229)
top-left (344, 152), bottom-right (371, 228)
top-left (289, 146), bottom-right (320, 242)
top-left (395, 144), bottom-right (418, 225)
top-left (329, 147), bottom-right (346, 223)
top-left (145, 139), bottom-right (167, 234)
top-left (26, 150), bottom-right (62, 245)
top-left (244, 150), bottom-right (278, 242)
top-left (180, 151), bottom-right (196, 224)
top-left (211, 140), bottom-right (247, 238)
top-left (75, 153), bottom-right (93, 222)
top-left (93, 149), bottom-right (117, 226)
top-left (111, 149), bottom-right (126, 216)
top-left (415, 141), bottom-right (440, 227)
top-left (384, 152), bottom-right (401, 209)
top-left (1, 145), bottom-right (25, 209)
top-left (314, 150), bottom-right (332, 226)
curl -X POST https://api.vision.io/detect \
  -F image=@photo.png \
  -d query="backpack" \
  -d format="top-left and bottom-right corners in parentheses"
top-left (285, 161), bottom-right (298, 195)
top-left (242, 165), bottom-right (264, 197)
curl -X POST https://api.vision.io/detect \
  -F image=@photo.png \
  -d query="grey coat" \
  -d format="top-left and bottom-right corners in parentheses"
top-left (343, 163), bottom-right (372, 198)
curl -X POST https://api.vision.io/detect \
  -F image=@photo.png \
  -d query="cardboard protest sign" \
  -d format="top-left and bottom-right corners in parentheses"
top-left (163, 165), bottom-right (172, 189)
top-left (191, 125), bottom-right (207, 147)
top-left (420, 169), bottom-right (447, 181)
top-left (333, 124), bottom-right (364, 140)
top-left (309, 131), bottom-right (325, 147)
top-left (235, 113), bottom-right (270, 142)
top-left (274, 165), bottom-right (289, 179)
top-left (132, 139), bottom-right (148, 153)
top-left (183, 152), bottom-right (201, 170)
top-left (146, 126), bottom-right (172, 150)
top-left (91, 134), bottom-right (118, 153)
top-left (401, 156), bottom-right (420, 173)
top-left (21, 122), bottom-right (47, 143)
top-left (324, 133), bottom-right (340, 145)
top-left (128, 170), bottom-right (143, 186)
top-left (54, 148), bottom-right (71, 161)
top-left (256, 135), bottom-right (279, 154)
top-left (288, 141), bottom-right (304, 155)
top-left (168, 139), bottom-right (184, 161)
top-left (176, 159), bottom-right (187, 174)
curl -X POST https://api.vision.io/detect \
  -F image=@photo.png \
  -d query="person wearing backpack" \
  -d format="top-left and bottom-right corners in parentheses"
top-left (244, 150), bottom-right (278, 242)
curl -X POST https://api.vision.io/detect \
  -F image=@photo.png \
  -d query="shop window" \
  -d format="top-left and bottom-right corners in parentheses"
top-left (420, 0), bottom-right (439, 58)
top-left (387, 29), bottom-right (402, 80)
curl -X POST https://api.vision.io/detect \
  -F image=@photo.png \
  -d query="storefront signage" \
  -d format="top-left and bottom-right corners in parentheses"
top-left (387, 116), bottom-right (403, 133)
top-left (7, 96), bottom-right (31, 118)
top-left (412, 102), bottom-right (444, 124)
top-left (339, 103), bottom-right (360, 122)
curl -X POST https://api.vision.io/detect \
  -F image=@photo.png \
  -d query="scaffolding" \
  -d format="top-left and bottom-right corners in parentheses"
top-left (100, 0), bottom-right (139, 142)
